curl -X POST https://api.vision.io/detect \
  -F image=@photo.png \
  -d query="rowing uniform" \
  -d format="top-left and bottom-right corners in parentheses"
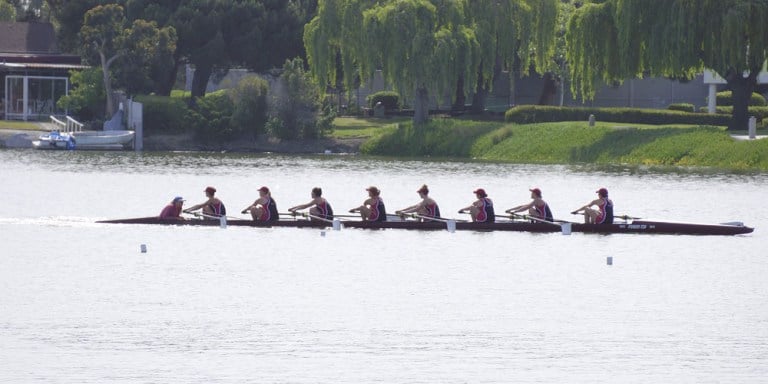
top-left (424, 201), bottom-right (441, 219)
top-left (368, 197), bottom-right (387, 222)
top-left (595, 198), bottom-right (614, 224)
top-left (475, 198), bottom-right (495, 223)
top-left (258, 197), bottom-right (279, 222)
top-left (533, 201), bottom-right (554, 222)
top-left (159, 204), bottom-right (182, 219)
top-left (207, 201), bottom-right (226, 217)
top-left (317, 199), bottom-right (334, 220)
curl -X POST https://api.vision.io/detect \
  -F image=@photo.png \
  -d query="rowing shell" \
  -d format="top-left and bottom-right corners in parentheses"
top-left (96, 217), bottom-right (754, 236)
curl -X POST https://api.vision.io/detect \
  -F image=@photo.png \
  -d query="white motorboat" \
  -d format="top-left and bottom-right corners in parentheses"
top-left (32, 130), bottom-right (135, 150)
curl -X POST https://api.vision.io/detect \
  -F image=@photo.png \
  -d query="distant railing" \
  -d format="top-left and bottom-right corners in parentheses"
top-left (49, 115), bottom-right (84, 133)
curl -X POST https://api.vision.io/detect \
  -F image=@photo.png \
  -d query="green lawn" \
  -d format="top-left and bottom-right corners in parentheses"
top-left (0, 120), bottom-right (40, 130)
top-left (330, 116), bottom-right (409, 139)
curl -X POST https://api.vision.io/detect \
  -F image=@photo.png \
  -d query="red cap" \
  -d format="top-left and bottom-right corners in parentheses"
top-left (596, 187), bottom-right (608, 197)
top-left (366, 186), bottom-right (380, 195)
top-left (204, 186), bottom-right (216, 194)
top-left (258, 186), bottom-right (270, 193)
top-left (530, 188), bottom-right (542, 197)
top-left (417, 185), bottom-right (429, 194)
top-left (473, 188), bottom-right (487, 197)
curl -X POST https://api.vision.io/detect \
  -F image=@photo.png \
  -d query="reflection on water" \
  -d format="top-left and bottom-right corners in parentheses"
top-left (1, 149), bottom-right (767, 383)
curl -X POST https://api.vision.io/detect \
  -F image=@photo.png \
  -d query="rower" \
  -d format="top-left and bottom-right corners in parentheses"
top-left (349, 186), bottom-right (387, 221)
top-left (159, 196), bottom-right (186, 220)
top-left (184, 186), bottom-right (226, 218)
top-left (458, 188), bottom-right (495, 222)
top-left (241, 186), bottom-right (279, 222)
top-left (571, 187), bottom-right (614, 224)
top-left (288, 187), bottom-right (334, 221)
top-left (395, 184), bottom-right (441, 221)
top-left (506, 188), bottom-right (553, 222)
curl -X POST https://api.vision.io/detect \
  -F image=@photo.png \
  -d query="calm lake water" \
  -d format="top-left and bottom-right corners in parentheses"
top-left (1, 149), bottom-right (767, 383)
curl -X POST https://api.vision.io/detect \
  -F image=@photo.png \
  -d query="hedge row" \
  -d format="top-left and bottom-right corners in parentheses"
top-left (715, 91), bottom-right (767, 107)
top-left (505, 105), bottom-right (732, 126)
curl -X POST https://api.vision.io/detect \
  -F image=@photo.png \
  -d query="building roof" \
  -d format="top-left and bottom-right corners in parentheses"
top-left (0, 22), bottom-right (60, 54)
top-left (0, 22), bottom-right (82, 66)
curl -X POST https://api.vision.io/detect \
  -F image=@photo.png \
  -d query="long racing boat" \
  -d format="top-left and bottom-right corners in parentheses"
top-left (96, 216), bottom-right (754, 236)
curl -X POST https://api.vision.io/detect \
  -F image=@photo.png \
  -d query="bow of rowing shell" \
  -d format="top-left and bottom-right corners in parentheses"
top-left (96, 217), bottom-right (754, 236)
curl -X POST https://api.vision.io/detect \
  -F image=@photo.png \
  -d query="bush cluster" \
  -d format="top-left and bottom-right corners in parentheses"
top-left (667, 103), bottom-right (695, 113)
top-left (714, 91), bottom-right (767, 106)
top-left (504, 105), bottom-right (732, 126)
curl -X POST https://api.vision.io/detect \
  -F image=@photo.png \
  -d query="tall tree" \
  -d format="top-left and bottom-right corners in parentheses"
top-left (305, 0), bottom-right (558, 123)
top-left (79, 4), bottom-right (176, 117)
top-left (0, 0), bottom-right (16, 21)
top-left (567, 0), bottom-right (768, 130)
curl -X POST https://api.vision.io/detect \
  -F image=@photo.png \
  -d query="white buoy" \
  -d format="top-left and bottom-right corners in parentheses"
top-left (446, 219), bottom-right (456, 233)
top-left (332, 219), bottom-right (341, 231)
top-left (561, 223), bottom-right (572, 235)
top-left (140, 244), bottom-right (147, 253)
top-left (607, 256), bottom-right (613, 265)
top-left (219, 215), bottom-right (227, 229)
top-left (320, 231), bottom-right (326, 237)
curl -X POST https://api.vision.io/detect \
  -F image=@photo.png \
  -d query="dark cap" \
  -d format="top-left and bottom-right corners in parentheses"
top-left (173, 196), bottom-right (185, 203)
top-left (473, 188), bottom-right (487, 197)
top-left (596, 187), bottom-right (608, 197)
top-left (529, 188), bottom-right (542, 197)
top-left (366, 186), bottom-right (380, 195)
top-left (204, 186), bottom-right (216, 194)
top-left (258, 186), bottom-right (270, 193)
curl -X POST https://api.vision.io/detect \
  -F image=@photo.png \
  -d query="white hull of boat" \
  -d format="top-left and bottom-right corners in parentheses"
top-left (32, 130), bottom-right (135, 150)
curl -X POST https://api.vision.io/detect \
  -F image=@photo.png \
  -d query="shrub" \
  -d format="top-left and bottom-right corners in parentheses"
top-left (230, 76), bottom-right (269, 137)
top-left (367, 91), bottom-right (400, 110)
top-left (701, 106), bottom-right (768, 122)
top-left (505, 105), bottom-right (731, 126)
top-left (269, 58), bottom-right (324, 139)
top-left (667, 103), bottom-right (695, 113)
top-left (192, 90), bottom-right (236, 142)
top-left (134, 94), bottom-right (193, 134)
top-left (714, 91), bottom-right (767, 106)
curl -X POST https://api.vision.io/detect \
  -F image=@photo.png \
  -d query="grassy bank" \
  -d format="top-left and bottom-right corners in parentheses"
top-left (340, 117), bottom-right (768, 170)
top-left (0, 120), bottom-right (40, 130)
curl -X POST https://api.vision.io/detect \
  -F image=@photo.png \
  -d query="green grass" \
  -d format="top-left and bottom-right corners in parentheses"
top-left (0, 120), bottom-right (40, 130)
top-left (330, 116), bottom-right (409, 139)
top-left (358, 118), bottom-right (768, 170)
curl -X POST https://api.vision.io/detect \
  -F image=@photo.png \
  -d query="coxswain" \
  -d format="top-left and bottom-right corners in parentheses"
top-left (241, 186), bottom-right (279, 222)
top-left (506, 188), bottom-right (553, 221)
top-left (458, 188), bottom-right (495, 222)
top-left (159, 196), bottom-right (186, 220)
top-left (395, 184), bottom-right (441, 221)
top-left (349, 186), bottom-right (387, 221)
top-left (184, 186), bottom-right (226, 218)
top-left (571, 187), bottom-right (614, 224)
top-left (288, 187), bottom-right (334, 221)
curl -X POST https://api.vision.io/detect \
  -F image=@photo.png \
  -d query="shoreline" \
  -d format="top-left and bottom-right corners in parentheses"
top-left (0, 129), bottom-right (365, 154)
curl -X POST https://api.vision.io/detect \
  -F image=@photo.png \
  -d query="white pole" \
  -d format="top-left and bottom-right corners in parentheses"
top-left (708, 84), bottom-right (717, 113)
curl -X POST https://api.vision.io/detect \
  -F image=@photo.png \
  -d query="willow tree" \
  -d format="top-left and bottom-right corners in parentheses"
top-left (305, 0), bottom-right (479, 124)
top-left (567, 0), bottom-right (768, 130)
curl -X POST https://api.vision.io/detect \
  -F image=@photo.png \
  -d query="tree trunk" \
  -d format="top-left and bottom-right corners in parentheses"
top-left (452, 73), bottom-right (465, 112)
top-left (726, 70), bottom-right (758, 131)
top-left (471, 65), bottom-right (486, 114)
top-left (413, 85), bottom-right (430, 125)
top-left (191, 62), bottom-right (213, 98)
top-left (101, 52), bottom-right (115, 118)
top-left (155, 60), bottom-right (180, 96)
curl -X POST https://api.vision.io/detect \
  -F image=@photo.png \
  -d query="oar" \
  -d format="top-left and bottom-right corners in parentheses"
top-left (405, 213), bottom-right (459, 232)
top-left (186, 211), bottom-right (227, 228)
top-left (513, 213), bottom-right (572, 235)
top-left (295, 211), bottom-right (342, 230)
top-left (570, 212), bottom-right (640, 221)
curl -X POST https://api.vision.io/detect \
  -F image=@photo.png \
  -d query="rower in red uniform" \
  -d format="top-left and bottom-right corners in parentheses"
top-left (288, 187), bottom-right (334, 221)
top-left (159, 196), bottom-right (186, 220)
top-left (459, 188), bottom-right (495, 222)
top-left (395, 184), bottom-right (441, 221)
top-left (184, 186), bottom-right (226, 218)
top-left (571, 187), bottom-right (614, 224)
top-left (349, 186), bottom-right (387, 221)
top-left (505, 188), bottom-right (553, 221)
top-left (241, 186), bottom-right (279, 222)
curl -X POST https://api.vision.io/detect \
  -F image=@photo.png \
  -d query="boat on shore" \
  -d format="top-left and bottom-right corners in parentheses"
top-left (96, 216), bottom-right (754, 236)
top-left (32, 130), bottom-right (135, 150)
